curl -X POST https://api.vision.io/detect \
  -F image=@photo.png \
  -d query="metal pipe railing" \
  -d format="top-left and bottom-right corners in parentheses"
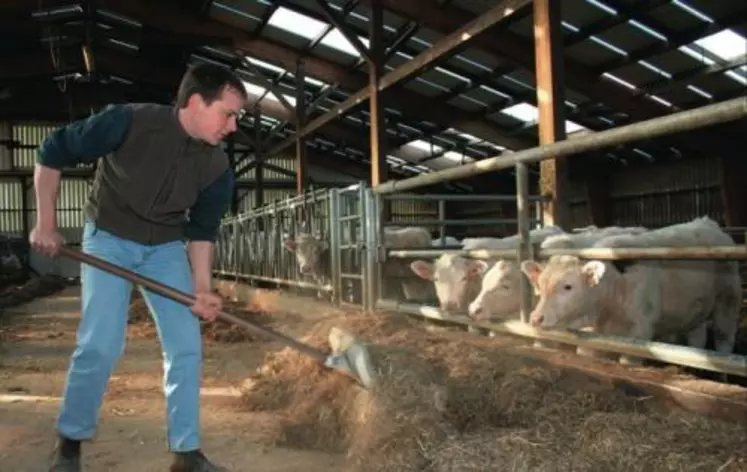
top-left (212, 179), bottom-right (747, 382)
top-left (214, 270), bottom-right (333, 292)
top-left (376, 298), bottom-right (747, 378)
top-left (374, 97), bottom-right (747, 194)
top-left (386, 245), bottom-right (747, 260)
top-left (382, 193), bottom-right (550, 202)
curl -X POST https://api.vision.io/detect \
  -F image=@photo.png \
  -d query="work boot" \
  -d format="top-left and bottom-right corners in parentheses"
top-left (48, 436), bottom-right (81, 472)
top-left (170, 450), bottom-right (230, 472)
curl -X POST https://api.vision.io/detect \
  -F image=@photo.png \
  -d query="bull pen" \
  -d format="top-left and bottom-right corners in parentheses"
top-left (214, 96), bottom-right (747, 380)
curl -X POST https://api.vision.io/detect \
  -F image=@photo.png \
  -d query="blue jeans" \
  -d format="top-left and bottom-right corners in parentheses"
top-left (57, 221), bottom-right (202, 452)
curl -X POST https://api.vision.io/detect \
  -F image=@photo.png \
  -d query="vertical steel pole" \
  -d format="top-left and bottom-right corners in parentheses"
top-left (328, 188), bottom-right (342, 306)
top-left (516, 162), bottom-right (532, 323)
top-left (438, 200), bottom-right (446, 244)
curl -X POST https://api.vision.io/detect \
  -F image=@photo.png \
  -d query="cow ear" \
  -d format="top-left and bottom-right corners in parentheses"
top-left (520, 260), bottom-right (542, 285)
top-left (468, 260), bottom-right (490, 278)
top-left (410, 260), bottom-right (435, 280)
top-left (283, 238), bottom-right (297, 252)
top-left (581, 260), bottom-right (606, 287)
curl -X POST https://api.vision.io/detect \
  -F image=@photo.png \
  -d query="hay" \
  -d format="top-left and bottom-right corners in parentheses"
top-left (238, 310), bottom-right (747, 472)
top-left (428, 411), bottom-right (747, 471)
top-left (127, 290), bottom-right (272, 343)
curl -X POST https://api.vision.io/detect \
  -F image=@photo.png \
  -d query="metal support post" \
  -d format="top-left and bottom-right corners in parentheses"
top-left (328, 188), bottom-right (342, 306)
top-left (515, 162), bottom-right (532, 323)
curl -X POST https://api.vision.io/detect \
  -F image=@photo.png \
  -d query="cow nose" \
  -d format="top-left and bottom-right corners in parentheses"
top-left (470, 306), bottom-right (482, 318)
top-left (529, 312), bottom-right (544, 327)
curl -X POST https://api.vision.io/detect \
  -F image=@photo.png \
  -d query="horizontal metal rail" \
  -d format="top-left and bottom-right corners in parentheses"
top-left (382, 218), bottom-right (534, 227)
top-left (213, 271), bottom-right (333, 292)
top-left (387, 245), bottom-right (747, 260)
top-left (376, 298), bottom-right (747, 378)
top-left (374, 96), bottom-right (747, 194)
top-left (382, 193), bottom-right (550, 202)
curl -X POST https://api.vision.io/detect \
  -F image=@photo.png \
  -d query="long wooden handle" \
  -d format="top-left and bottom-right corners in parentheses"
top-left (56, 246), bottom-right (328, 362)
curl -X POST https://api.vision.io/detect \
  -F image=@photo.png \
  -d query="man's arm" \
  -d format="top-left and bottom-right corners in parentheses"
top-left (34, 104), bottom-right (133, 230)
top-left (184, 168), bottom-right (235, 293)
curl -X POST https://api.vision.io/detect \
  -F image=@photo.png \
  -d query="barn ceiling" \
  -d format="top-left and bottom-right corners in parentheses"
top-left (1, 0), bottom-right (745, 193)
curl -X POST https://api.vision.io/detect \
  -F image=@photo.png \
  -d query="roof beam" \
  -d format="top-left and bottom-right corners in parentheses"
top-left (0, 0), bottom-right (77, 11)
top-left (264, 0), bottom-right (532, 157)
top-left (366, 0), bottom-right (674, 121)
top-left (367, 0), bottom-right (742, 161)
top-left (595, 5), bottom-right (747, 74)
top-left (93, 0), bottom-right (532, 151)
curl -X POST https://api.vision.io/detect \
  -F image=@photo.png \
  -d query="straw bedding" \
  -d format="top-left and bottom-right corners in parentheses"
top-left (127, 290), bottom-right (271, 342)
top-left (239, 310), bottom-right (747, 472)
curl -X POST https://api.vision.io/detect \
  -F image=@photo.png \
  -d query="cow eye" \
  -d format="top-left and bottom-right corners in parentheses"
top-left (564, 284), bottom-right (572, 291)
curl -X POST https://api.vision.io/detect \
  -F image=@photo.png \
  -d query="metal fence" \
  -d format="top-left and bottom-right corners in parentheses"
top-left (214, 183), bottom-right (545, 308)
top-left (214, 97), bottom-right (747, 379)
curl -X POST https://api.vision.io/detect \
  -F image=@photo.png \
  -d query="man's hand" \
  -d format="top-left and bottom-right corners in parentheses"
top-left (191, 291), bottom-right (223, 322)
top-left (30, 224), bottom-right (65, 257)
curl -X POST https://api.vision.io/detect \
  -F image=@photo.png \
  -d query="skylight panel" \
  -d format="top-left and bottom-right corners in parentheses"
top-left (241, 81), bottom-right (297, 107)
top-left (410, 36), bottom-right (433, 49)
top-left (725, 70), bottom-right (747, 86)
top-left (639, 60), bottom-right (672, 79)
top-left (320, 29), bottom-right (362, 56)
top-left (446, 129), bottom-right (483, 144)
top-left (683, 30), bottom-right (747, 86)
top-left (502, 103), bottom-right (537, 122)
top-left (442, 150), bottom-right (473, 163)
top-left (267, 6), bottom-right (328, 40)
top-left (589, 36), bottom-right (628, 56)
top-left (479, 85), bottom-right (511, 100)
top-left (436, 66), bottom-right (471, 84)
top-left (454, 54), bottom-right (492, 73)
top-left (32, 5), bottom-right (82, 17)
top-left (97, 9), bottom-right (140, 27)
top-left (585, 0), bottom-right (616, 15)
top-left (695, 30), bottom-right (746, 61)
top-left (413, 76), bottom-right (450, 92)
top-left (687, 85), bottom-right (712, 100)
top-left (602, 72), bottom-right (637, 90)
top-left (245, 56), bottom-right (287, 76)
top-left (305, 76), bottom-right (328, 88)
top-left (109, 38), bottom-right (138, 51)
top-left (672, 1), bottom-right (713, 23)
top-left (628, 19), bottom-right (668, 42)
top-left (646, 94), bottom-right (672, 107)
top-left (501, 75), bottom-right (534, 91)
top-left (501, 103), bottom-right (589, 134)
top-left (408, 139), bottom-right (444, 153)
top-left (566, 121), bottom-right (587, 133)
top-left (562, 21), bottom-right (580, 33)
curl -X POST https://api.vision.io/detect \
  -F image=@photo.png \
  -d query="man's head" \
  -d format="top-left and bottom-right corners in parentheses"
top-left (176, 63), bottom-right (248, 145)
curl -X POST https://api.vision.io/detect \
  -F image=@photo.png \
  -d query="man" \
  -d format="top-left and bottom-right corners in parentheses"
top-left (30, 62), bottom-right (247, 472)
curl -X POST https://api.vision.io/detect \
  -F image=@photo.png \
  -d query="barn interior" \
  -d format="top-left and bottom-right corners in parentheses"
top-left (1, 0), bottom-right (747, 470)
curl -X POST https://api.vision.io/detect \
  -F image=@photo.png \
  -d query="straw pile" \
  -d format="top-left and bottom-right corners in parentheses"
top-left (127, 290), bottom-right (271, 343)
top-left (239, 310), bottom-right (747, 472)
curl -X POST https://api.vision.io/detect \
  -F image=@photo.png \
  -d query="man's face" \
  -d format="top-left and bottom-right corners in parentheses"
top-left (191, 86), bottom-right (245, 145)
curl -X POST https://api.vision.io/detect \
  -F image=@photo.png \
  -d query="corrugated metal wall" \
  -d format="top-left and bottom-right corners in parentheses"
top-left (389, 199), bottom-right (438, 225)
top-left (0, 121), bottom-right (91, 277)
top-left (568, 158), bottom-right (722, 228)
top-left (0, 122), bottom-right (11, 170)
top-left (0, 122), bottom-right (92, 244)
top-left (0, 178), bottom-right (24, 238)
